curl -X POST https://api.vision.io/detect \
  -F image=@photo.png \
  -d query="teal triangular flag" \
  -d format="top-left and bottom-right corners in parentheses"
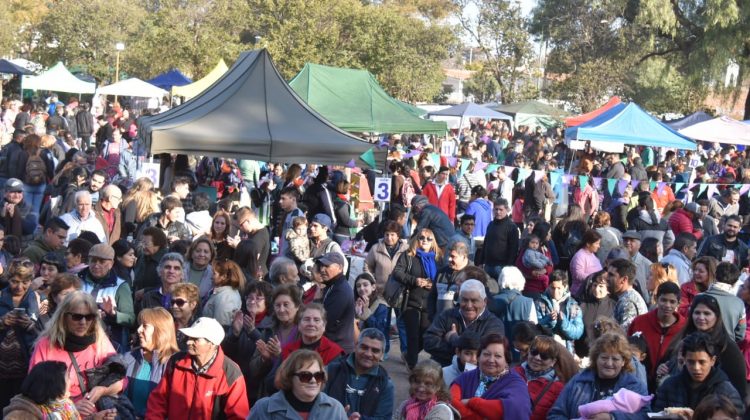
top-left (429, 153), bottom-right (441, 169)
top-left (649, 181), bottom-right (657, 191)
top-left (579, 175), bottom-right (589, 187)
top-left (485, 164), bottom-right (499, 174)
top-left (607, 179), bottom-right (617, 196)
top-left (460, 159), bottom-right (471, 175)
top-left (550, 171), bottom-right (561, 188)
top-left (674, 182), bottom-right (685, 193)
top-left (698, 183), bottom-right (708, 197)
top-left (735, 184), bottom-right (742, 190)
top-left (517, 168), bottom-right (528, 184)
top-left (359, 148), bottom-right (376, 169)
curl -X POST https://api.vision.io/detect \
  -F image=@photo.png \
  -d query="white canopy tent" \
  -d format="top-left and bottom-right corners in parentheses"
top-left (679, 116), bottom-right (750, 146)
top-left (96, 78), bottom-right (167, 98)
top-left (22, 62), bottom-right (96, 94)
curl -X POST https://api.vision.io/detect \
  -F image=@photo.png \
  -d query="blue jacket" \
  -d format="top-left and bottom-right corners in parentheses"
top-left (0, 287), bottom-right (41, 361)
top-left (249, 390), bottom-right (346, 420)
top-left (548, 369), bottom-right (649, 420)
top-left (535, 292), bottom-right (584, 352)
top-left (465, 198), bottom-right (492, 237)
top-left (324, 354), bottom-right (394, 420)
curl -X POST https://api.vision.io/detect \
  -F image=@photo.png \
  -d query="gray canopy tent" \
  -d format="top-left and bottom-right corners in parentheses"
top-left (140, 49), bottom-right (385, 168)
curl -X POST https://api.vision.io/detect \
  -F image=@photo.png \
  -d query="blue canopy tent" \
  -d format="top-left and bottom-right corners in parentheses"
top-left (565, 102), bottom-right (696, 150)
top-left (664, 111), bottom-right (713, 131)
top-left (146, 69), bottom-right (192, 91)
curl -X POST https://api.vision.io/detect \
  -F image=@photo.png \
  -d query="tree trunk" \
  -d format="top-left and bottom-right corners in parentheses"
top-left (745, 86), bottom-right (750, 120)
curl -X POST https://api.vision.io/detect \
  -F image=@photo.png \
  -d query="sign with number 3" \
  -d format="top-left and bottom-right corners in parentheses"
top-left (374, 177), bottom-right (391, 202)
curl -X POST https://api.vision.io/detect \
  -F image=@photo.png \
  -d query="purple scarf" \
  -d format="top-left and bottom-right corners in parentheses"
top-left (453, 368), bottom-right (532, 419)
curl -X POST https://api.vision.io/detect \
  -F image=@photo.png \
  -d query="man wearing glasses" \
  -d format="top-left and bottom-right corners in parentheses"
top-left (146, 317), bottom-right (249, 419)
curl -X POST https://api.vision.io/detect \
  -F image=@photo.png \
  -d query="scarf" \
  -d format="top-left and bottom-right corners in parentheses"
top-left (403, 396), bottom-right (438, 420)
top-left (475, 370), bottom-right (506, 397)
top-left (39, 397), bottom-right (82, 420)
top-left (63, 334), bottom-right (96, 352)
top-left (255, 310), bottom-right (267, 326)
top-left (416, 249), bottom-right (437, 281)
top-left (521, 362), bottom-right (556, 383)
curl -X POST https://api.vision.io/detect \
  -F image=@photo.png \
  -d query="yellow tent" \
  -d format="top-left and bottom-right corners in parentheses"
top-left (171, 59), bottom-right (228, 99)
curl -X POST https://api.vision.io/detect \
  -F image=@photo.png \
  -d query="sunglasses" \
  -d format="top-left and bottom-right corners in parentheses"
top-left (171, 298), bottom-right (188, 307)
top-left (529, 348), bottom-right (552, 361)
top-left (418, 236), bottom-right (434, 242)
top-left (294, 371), bottom-right (325, 383)
top-left (66, 312), bottom-right (96, 322)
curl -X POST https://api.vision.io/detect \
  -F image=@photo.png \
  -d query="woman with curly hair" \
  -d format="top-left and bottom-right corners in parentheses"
top-left (121, 177), bottom-right (159, 233)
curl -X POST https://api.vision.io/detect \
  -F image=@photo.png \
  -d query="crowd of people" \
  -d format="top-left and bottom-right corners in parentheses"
top-left (0, 95), bottom-right (749, 420)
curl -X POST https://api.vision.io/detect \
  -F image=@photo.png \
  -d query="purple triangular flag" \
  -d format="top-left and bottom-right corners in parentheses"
top-left (345, 159), bottom-right (356, 168)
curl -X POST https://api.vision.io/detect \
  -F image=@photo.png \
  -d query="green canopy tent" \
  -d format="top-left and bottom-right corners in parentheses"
top-left (494, 100), bottom-right (569, 129)
top-left (289, 63), bottom-right (446, 134)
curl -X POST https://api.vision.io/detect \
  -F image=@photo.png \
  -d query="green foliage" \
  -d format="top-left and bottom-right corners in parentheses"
top-left (463, 67), bottom-right (499, 103)
top-left (454, 0), bottom-right (535, 103)
top-left (628, 57), bottom-right (707, 114)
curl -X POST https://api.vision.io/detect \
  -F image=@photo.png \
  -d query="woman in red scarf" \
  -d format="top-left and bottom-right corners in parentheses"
top-left (394, 359), bottom-right (458, 420)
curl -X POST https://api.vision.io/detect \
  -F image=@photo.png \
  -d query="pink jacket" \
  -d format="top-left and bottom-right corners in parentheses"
top-left (29, 336), bottom-right (117, 401)
top-left (573, 184), bottom-right (600, 218)
top-left (570, 248), bottom-right (602, 295)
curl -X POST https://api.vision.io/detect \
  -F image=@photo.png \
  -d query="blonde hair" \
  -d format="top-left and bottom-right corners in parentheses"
top-left (138, 308), bottom-right (179, 364)
top-left (588, 332), bottom-right (634, 374)
top-left (409, 359), bottom-right (450, 401)
top-left (649, 263), bottom-right (679, 305)
top-left (38, 291), bottom-right (109, 356)
top-left (122, 177), bottom-right (160, 223)
top-left (406, 228), bottom-right (443, 260)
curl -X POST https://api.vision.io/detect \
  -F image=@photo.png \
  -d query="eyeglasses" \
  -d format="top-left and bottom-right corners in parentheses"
top-left (418, 236), bottom-right (433, 242)
top-left (660, 263), bottom-right (671, 273)
top-left (66, 312), bottom-right (96, 322)
top-left (293, 371), bottom-right (325, 383)
top-left (529, 349), bottom-right (552, 361)
top-left (171, 298), bottom-right (188, 307)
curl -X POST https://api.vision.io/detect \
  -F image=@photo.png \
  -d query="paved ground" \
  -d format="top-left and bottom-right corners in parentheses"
top-left (381, 336), bottom-right (432, 416)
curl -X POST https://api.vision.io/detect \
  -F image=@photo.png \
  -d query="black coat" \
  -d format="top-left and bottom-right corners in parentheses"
top-left (392, 252), bottom-right (432, 311)
top-left (480, 216), bottom-right (520, 266)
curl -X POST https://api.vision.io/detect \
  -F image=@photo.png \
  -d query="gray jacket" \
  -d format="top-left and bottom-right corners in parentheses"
top-left (248, 390), bottom-right (347, 420)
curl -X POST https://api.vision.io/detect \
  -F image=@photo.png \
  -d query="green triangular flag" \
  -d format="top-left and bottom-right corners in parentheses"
top-left (517, 168), bottom-right (529, 184)
top-left (735, 184), bottom-right (742, 190)
top-left (649, 181), bottom-right (657, 191)
top-left (429, 153), bottom-right (441, 169)
top-left (359, 148), bottom-right (376, 169)
top-left (606, 179), bottom-right (617, 196)
top-left (460, 159), bottom-right (471, 175)
top-left (698, 183), bottom-right (708, 197)
top-left (579, 175), bottom-right (589, 187)
top-left (674, 182), bottom-right (685, 193)
top-left (485, 164), bottom-right (499, 174)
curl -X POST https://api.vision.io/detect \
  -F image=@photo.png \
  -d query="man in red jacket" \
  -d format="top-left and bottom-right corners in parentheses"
top-left (628, 282), bottom-right (686, 391)
top-left (422, 166), bottom-right (457, 223)
top-left (146, 317), bottom-right (249, 419)
top-left (668, 202), bottom-right (703, 241)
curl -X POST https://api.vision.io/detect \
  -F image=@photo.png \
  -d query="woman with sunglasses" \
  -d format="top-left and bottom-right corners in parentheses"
top-left (123, 307), bottom-right (179, 418)
top-left (646, 262), bottom-right (678, 307)
top-left (392, 228), bottom-right (442, 370)
top-left (29, 291), bottom-right (121, 418)
top-left (678, 256), bottom-right (716, 317)
top-left (513, 336), bottom-right (578, 420)
top-left (0, 258), bottom-right (43, 408)
top-left (169, 282), bottom-right (200, 350)
top-left (249, 349), bottom-right (346, 419)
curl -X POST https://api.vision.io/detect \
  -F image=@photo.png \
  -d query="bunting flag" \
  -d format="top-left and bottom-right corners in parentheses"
top-left (534, 170), bottom-right (545, 182)
top-left (474, 161), bottom-right (488, 173)
top-left (460, 159), bottom-right (471, 175)
top-left (447, 156), bottom-right (458, 167)
top-left (607, 179), bottom-right (617, 196)
top-left (517, 168), bottom-right (529, 184)
top-left (735, 184), bottom-right (742, 190)
top-left (345, 159), bottom-right (357, 168)
top-left (649, 181), bottom-right (657, 191)
top-left (579, 175), bottom-right (589, 187)
top-left (631, 179), bottom-right (641, 188)
top-left (698, 183), bottom-right (708, 197)
top-left (403, 150), bottom-right (420, 159)
top-left (592, 177), bottom-right (603, 190)
top-left (429, 152), bottom-right (441, 169)
top-left (674, 182), bottom-right (685, 193)
top-left (617, 179), bottom-right (629, 195)
top-left (485, 164), bottom-right (500, 174)
top-left (550, 171), bottom-right (562, 189)
top-left (376, 139), bottom-right (389, 149)
top-left (657, 182), bottom-right (666, 194)
top-left (741, 184), bottom-right (750, 196)
top-left (706, 184), bottom-right (719, 199)
top-left (359, 149), bottom-right (376, 169)
top-left (563, 174), bottom-right (574, 185)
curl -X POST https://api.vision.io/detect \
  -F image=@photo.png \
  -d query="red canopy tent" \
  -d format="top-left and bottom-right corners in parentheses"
top-left (565, 96), bottom-right (622, 127)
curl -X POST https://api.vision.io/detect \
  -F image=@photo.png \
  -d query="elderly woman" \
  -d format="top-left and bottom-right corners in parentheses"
top-left (548, 333), bottom-right (649, 419)
top-left (124, 307), bottom-right (179, 417)
top-left (450, 333), bottom-right (531, 419)
top-left (203, 259), bottom-right (244, 327)
top-left (169, 283), bottom-right (200, 350)
top-left (392, 228), bottom-right (443, 370)
top-left (569, 230), bottom-right (603, 296)
top-left (279, 303), bottom-right (343, 364)
top-left (678, 256), bottom-right (717, 317)
top-left (576, 271), bottom-right (616, 358)
top-left (249, 349), bottom-right (346, 419)
top-left (490, 267), bottom-right (538, 359)
top-left (364, 220), bottom-right (408, 293)
top-left (28, 291), bottom-right (122, 418)
top-left (513, 335), bottom-right (578, 420)
top-left (647, 262), bottom-right (678, 306)
top-left (394, 359), bottom-right (458, 420)
top-left (183, 236), bottom-right (215, 301)
top-left (139, 252), bottom-right (185, 312)
top-left (0, 258), bottom-right (42, 407)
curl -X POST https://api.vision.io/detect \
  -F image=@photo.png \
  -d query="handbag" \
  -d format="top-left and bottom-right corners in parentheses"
top-left (383, 255), bottom-right (411, 310)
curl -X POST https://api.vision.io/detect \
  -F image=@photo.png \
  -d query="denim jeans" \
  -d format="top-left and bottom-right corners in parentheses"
top-left (23, 183), bottom-right (46, 216)
top-left (485, 264), bottom-right (502, 281)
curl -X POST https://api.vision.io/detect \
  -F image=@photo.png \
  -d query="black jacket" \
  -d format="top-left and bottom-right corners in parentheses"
top-left (424, 307), bottom-right (505, 366)
top-left (0, 141), bottom-right (27, 179)
top-left (322, 274), bottom-right (355, 354)
top-left (480, 216), bottom-right (519, 266)
top-left (653, 367), bottom-right (744, 415)
top-left (698, 234), bottom-right (750, 268)
top-left (392, 253), bottom-right (431, 311)
top-left (75, 110), bottom-right (94, 137)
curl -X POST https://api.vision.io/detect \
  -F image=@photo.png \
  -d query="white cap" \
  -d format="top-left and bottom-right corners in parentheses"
top-left (179, 317), bottom-right (225, 345)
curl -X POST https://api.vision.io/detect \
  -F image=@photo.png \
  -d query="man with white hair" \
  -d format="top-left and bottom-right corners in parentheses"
top-left (60, 190), bottom-right (106, 244)
top-left (490, 266), bottom-right (538, 350)
top-left (94, 184), bottom-right (122, 245)
top-left (424, 278), bottom-right (505, 367)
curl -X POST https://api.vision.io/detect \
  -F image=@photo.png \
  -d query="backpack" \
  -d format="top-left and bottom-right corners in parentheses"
top-left (401, 175), bottom-right (416, 207)
top-left (24, 152), bottom-right (47, 185)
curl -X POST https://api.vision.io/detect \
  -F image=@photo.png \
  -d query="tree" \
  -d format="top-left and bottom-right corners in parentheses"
top-left (463, 66), bottom-right (499, 102)
top-left (454, 0), bottom-right (535, 103)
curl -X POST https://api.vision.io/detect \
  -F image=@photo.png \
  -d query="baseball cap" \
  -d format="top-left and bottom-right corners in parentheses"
top-left (179, 317), bottom-right (225, 345)
top-left (311, 213), bottom-right (332, 231)
top-left (317, 252), bottom-right (345, 267)
top-left (88, 243), bottom-right (115, 260)
top-left (5, 178), bottom-right (23, 193)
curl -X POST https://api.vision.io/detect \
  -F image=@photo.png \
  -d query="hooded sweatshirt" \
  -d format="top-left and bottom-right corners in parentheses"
top-left (465, 198), bottom-right (492, 237)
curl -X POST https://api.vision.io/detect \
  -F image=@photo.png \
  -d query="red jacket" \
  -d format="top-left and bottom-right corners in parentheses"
top-left (668, 208), bottom-right (703, 240)
top-left (627, 309), bottom-right (686, 378)
top-left (512, 366), bottom-right (563, 420)
top-left (422, 182), bottom-right (457, 222)
top-left (146, 348), bottom-right (249, 420)
top-left (282, 336), bottom-right (344, 365)
top-left (678, 281), bottom-right (700, 318)
top-left (515, 247), bottom-right (553, 295)
top-left (450, 383), bottom-right (503, 420)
